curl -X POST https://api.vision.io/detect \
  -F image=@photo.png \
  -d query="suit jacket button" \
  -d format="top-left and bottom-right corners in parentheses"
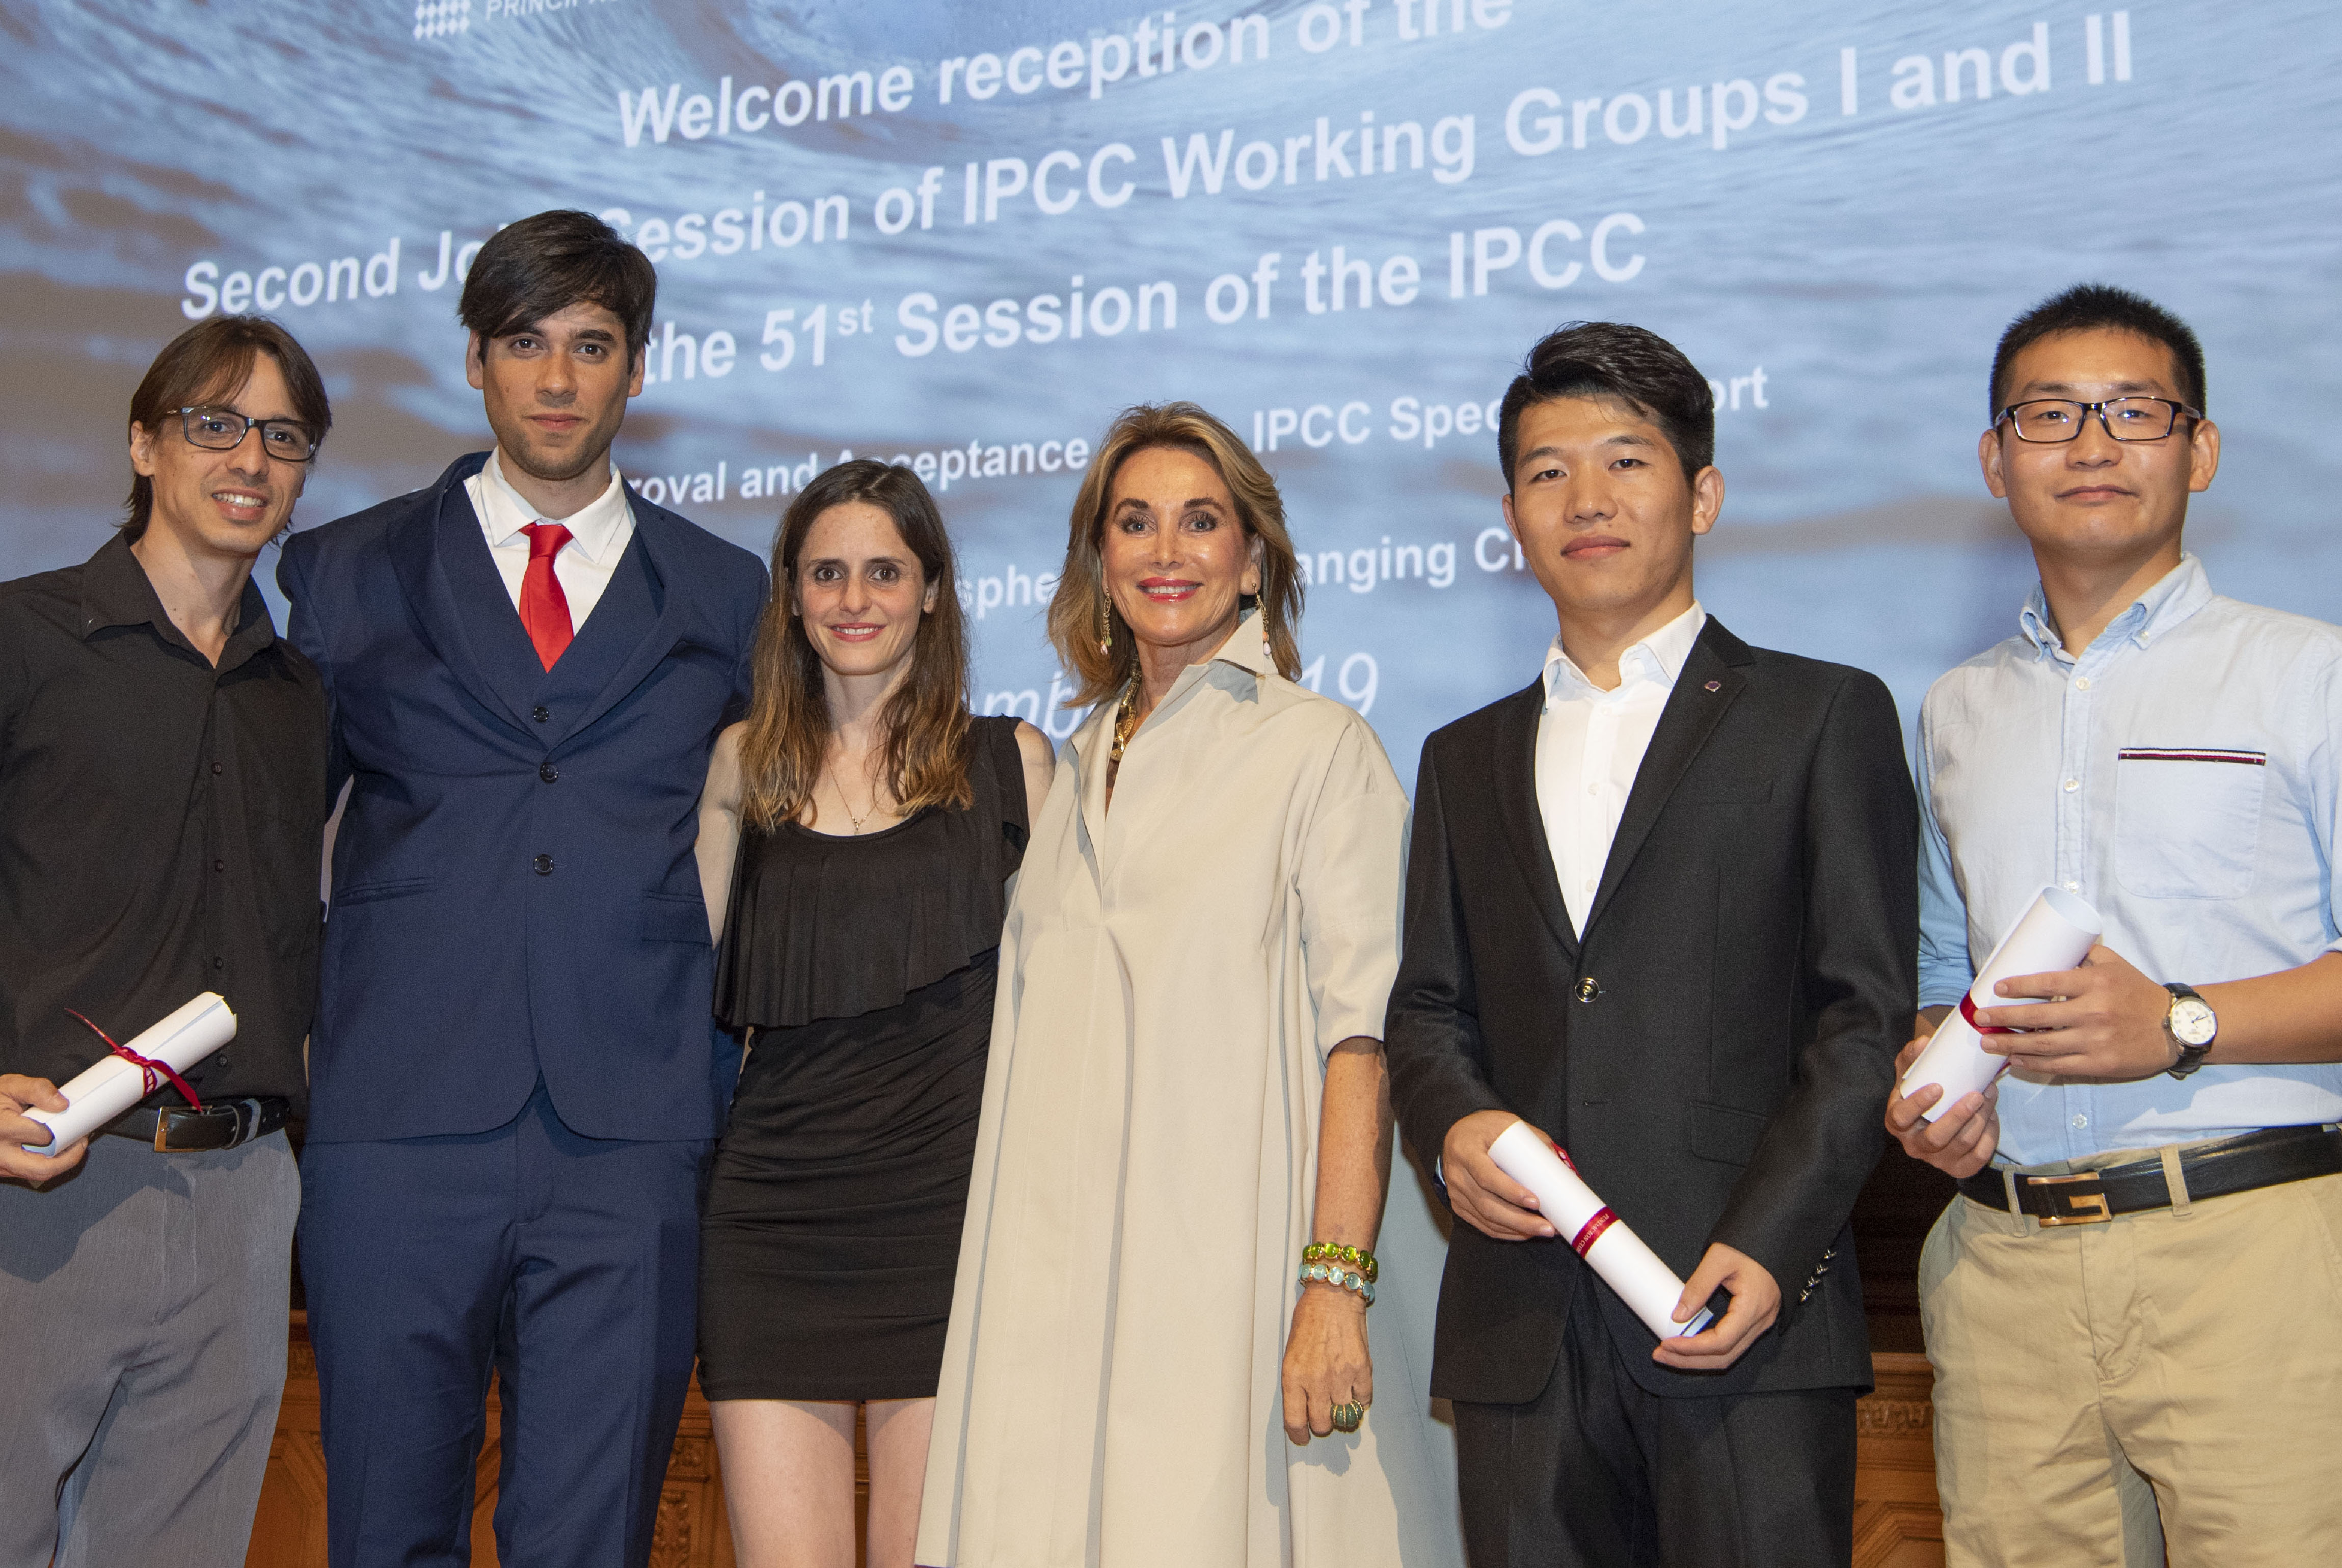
top-left (539, 763), bottom-right (559, 783)
top-left (532, 853), bottom-right (554, 875)
top-left (1576, 977), bottom-right (1601, 1003)
top-left (532, 706), bottom-right (550, 723)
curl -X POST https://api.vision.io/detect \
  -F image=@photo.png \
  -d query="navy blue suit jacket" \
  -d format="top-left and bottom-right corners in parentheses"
top-left (278, 452), bottom-right (767, 1145)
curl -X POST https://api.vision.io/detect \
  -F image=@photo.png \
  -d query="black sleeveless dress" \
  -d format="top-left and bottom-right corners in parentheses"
top-left (697, 716), bottom-right (1028, 1401)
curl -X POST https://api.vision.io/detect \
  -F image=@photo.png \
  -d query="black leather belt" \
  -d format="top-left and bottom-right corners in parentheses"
top-left (101, 1097), bottom-right (290, 1152)
top-left (1957, 1124), bottom-right (2342, 1225)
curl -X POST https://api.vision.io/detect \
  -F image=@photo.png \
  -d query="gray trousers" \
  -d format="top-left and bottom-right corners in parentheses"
top-left (0, 1129), bottom-right (299, 1568)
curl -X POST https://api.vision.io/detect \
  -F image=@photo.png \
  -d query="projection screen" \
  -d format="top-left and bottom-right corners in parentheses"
top-left (6, 1), bottom-right (2338, 777)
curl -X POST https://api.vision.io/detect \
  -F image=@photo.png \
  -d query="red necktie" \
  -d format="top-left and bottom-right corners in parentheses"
top-left (520, 523), bottom-right (575, 670)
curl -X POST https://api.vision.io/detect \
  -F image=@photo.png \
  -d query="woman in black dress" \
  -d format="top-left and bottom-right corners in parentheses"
top-left (693, 459), bottom-right (1053, 1568)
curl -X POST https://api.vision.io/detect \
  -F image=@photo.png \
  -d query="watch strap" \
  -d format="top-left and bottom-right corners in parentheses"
top-left (2163, 982), bottom-right (2215, 1078)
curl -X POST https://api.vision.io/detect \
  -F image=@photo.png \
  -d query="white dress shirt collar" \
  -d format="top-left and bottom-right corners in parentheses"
top-left (1541, 601), bottom-right (1707, 704)
top-left (474, 449), bottom-right (632, 564)
top-left (1532, 600), bottom-right (1706, 935)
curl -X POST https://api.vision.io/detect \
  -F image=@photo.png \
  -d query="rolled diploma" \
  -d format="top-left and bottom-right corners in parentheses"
top-left (1899, 884), bottom-right (2103, 1121)
top-left (19, 993), bottom-right (237, 1154)
top-left (1487, 1119), bottom-right (1713, 1340)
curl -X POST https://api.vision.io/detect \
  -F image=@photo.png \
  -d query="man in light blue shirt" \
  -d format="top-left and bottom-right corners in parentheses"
top-left (1886, 284), bottom-right (2342, 1567)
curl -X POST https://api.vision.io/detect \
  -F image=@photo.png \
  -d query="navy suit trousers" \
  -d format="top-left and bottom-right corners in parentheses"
top-left (300, 1085), bottom-right (710, 1568)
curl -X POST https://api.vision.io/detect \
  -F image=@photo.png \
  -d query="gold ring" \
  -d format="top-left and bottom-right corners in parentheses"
top-left (1330, 1400), bottom-right (1365, 1433)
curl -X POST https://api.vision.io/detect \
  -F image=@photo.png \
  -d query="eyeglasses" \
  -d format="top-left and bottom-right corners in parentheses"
top-left (174, 405), bottom-right (318, 463)
top-left (1995, 397), bottom-right (2199, 444)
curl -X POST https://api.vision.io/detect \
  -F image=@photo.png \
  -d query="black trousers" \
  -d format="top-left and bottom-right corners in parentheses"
top-left (1452, 1272), bottom-right (1859, 1568)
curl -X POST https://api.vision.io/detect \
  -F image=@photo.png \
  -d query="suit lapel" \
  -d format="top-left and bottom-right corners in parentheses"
top-left (542, 503), bottom-right (687, 749)
top-left (1582, 618), bottom-right (1754, 934)
top-left (1489, 681), bottom-right (1580, 959)
top-left (388, 455), bottom-right (539, 736)
top-left (535, 529), bottom-right (655, 724)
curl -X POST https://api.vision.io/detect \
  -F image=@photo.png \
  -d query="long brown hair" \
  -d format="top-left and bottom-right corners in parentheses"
top-left (1044, 402), bottom-right (1305, 708)
top-left (737, 460), bottom-right (973, 829)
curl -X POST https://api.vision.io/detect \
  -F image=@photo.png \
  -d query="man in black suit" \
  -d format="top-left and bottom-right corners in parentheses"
top-left (1384, 321), bottom-right (1918, 1567)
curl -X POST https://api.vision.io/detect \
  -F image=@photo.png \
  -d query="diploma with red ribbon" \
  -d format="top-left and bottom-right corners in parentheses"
top-left (1487, 1119), bottom-right (1715, 1341)
top-left (19, 993), bottom-right (238, 1155)
top-left (1899, 884), bottom-right (2103, 1120)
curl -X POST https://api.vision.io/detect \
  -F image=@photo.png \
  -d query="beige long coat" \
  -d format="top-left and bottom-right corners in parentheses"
top-left (917, 616), bottom-right (1464, 1568)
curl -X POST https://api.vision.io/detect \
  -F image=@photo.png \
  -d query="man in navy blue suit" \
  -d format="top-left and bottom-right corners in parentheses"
top-left (279, 210), bottom-right (766, 1568)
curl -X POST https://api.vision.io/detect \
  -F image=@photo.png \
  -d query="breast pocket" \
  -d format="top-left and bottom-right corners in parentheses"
top-left (2114, 747), bottom-right (2267, 900)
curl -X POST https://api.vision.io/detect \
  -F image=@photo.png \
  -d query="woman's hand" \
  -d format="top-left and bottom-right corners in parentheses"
top-left (1280, 1281), bottom-right (1374, 1444)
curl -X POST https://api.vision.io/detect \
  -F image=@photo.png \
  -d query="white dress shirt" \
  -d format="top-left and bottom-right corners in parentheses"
top-left (464, 450), bottom-right (635, 629)
top-left (1535, 602), bottom-right (1707, 935)
top-left (1917, 554), bottom-right (2342, 1164)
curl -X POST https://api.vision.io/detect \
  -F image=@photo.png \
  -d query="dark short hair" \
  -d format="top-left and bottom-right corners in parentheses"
top-left (1497, 321), bottom-right (1715, 488)
top-left (1990, 283), bottom-right (2206, 418)
top-left (124, 315), bottom-right (331, 543)
top-left (458, 209), bottom-right (657, 366)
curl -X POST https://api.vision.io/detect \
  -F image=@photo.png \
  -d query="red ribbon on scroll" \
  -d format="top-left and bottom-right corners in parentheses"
top-left (1549, 1141), bottom-right (1622, 1255)
top-left (1571, 1207), bottom-right (1619, 1258)
top-left (67, 1007), bottom-right (203, 1109)
top-left (1959, 993), bottom-right (2017, 1036)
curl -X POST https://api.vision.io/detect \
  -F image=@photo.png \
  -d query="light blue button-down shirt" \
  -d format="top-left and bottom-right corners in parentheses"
top-left (1916, 554), bottom-right (2342, 1165)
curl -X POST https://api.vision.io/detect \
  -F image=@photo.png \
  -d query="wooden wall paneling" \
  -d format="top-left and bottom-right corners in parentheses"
top-left (245, 1320), bottom-right (327, 1568)
top-left (1851, 1354), bottom-right (1945, 1568)
top-left (254, 1314), bottom-right (1934, 1565)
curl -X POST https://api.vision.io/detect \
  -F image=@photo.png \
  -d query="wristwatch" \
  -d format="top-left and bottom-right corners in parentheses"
top-left (2163, 982), bottom-right (2217, 1078)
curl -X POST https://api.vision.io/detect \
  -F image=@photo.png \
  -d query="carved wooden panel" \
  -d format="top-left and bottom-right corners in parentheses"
top-left (245, 1329), bottom-right (327, 1568)
top-left (1852, 1354), bottom-right (1944, 1568)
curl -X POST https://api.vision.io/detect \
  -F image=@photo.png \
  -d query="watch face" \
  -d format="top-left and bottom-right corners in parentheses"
top-left (2170, 996), bottom-right (2218, 1047)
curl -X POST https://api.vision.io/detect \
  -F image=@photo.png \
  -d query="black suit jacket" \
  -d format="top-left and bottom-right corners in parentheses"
top-left (1384, 617), bottom-right (1917, 1403)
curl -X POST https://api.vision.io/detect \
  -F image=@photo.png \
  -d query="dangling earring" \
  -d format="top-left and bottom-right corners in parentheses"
top-left (1098, 589), bottom-right (1114, 656)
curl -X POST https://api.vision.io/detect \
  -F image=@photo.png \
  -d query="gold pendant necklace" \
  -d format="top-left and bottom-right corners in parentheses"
top-left (831, 767), bottom-right (880, 832)
top-left (1109, 681), bottom-right (1143, 768)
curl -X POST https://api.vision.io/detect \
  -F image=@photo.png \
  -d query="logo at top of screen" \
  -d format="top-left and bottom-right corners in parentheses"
top-left (414, 0), bottom-right (621, 41)
top-left (413, 0), bottom-right (469, 40)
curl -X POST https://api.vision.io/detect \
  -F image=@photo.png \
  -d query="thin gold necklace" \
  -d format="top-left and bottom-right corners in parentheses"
top-left (830, 764), bottom-right (882, 832)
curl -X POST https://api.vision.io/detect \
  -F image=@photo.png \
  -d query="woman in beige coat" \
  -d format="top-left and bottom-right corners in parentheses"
top-left (918, 404), bottom-right (1463, 1568)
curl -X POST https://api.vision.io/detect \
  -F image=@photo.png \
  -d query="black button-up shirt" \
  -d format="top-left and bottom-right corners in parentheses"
top-left (0, 534), bottom-right (327, 1111)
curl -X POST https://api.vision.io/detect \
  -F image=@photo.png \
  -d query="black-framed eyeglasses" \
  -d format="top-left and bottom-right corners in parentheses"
top-left (174, 405), bottom-right (319, 464)
top-left (1995, 397), bottom-right (2199, 444)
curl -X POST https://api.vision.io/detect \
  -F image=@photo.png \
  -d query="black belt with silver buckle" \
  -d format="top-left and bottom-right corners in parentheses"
top-left (101, 1097), bottom-right (290, 1153)
top-left (1957, 1124), bottom-right (2342, 1226)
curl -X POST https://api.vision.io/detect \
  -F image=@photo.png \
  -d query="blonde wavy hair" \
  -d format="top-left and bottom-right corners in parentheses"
top-left (1044, 402), bottom-right (1305, 708)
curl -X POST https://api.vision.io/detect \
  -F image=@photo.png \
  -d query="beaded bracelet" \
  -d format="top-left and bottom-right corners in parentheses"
top-left (1299, 1261), bottom-right (1377, 1307)
top-left (1302, 1242), bottom-right (1379, 1282)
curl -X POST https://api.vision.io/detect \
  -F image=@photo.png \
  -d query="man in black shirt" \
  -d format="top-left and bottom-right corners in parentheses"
top-left (0, 316), bottom-right (331, 1567)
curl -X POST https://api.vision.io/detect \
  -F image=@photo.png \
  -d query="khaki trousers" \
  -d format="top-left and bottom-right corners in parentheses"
top-left (1920, 1154), bottom-right (2342, 1567)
